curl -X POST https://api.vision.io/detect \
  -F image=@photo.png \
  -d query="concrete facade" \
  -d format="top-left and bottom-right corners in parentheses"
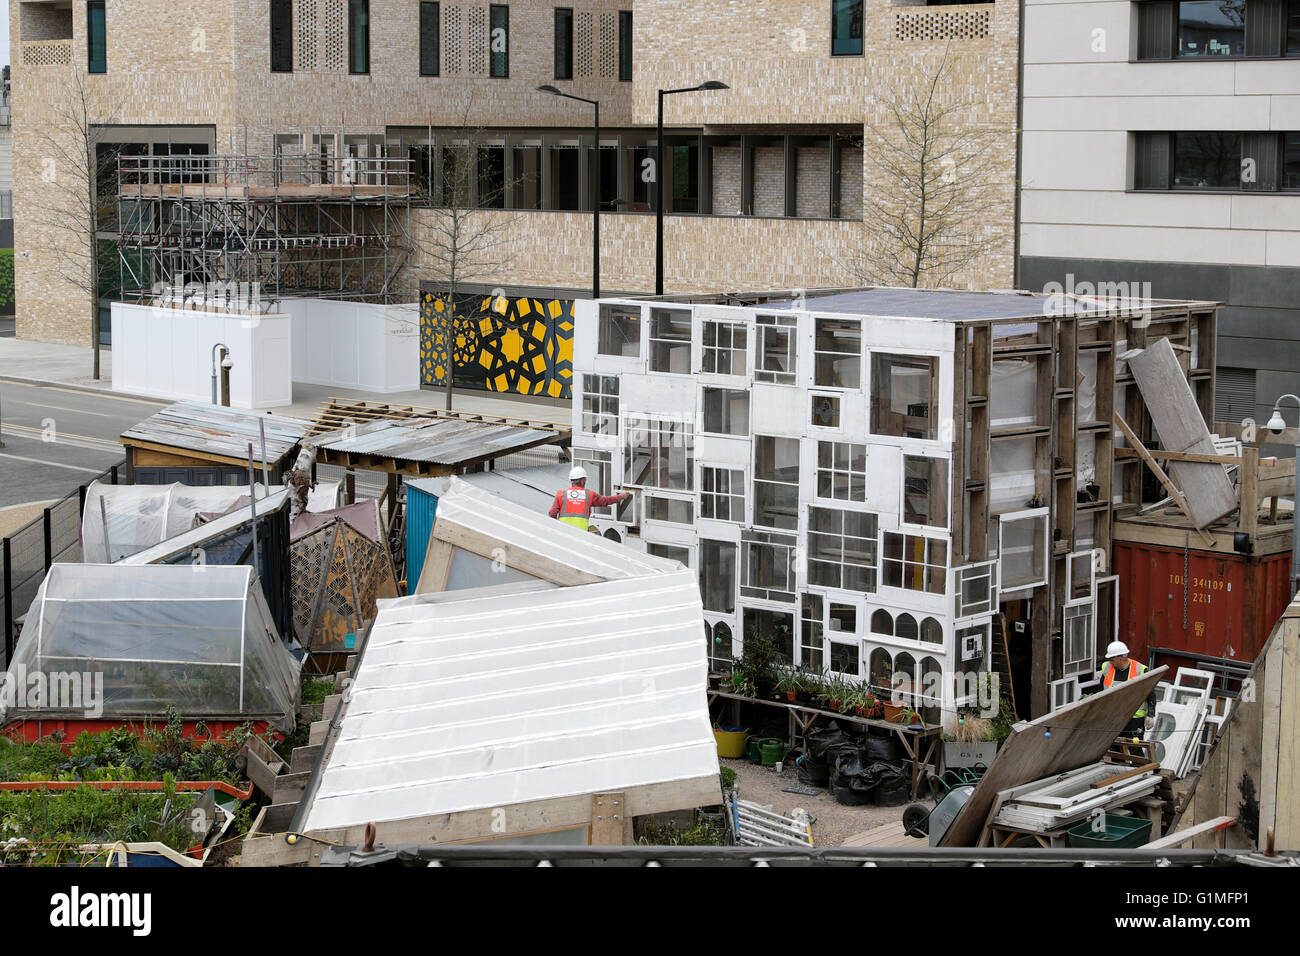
top-left (1019, 0), bottom-right (1300, 443)
top-left (11, 0), bottom-right (1021, 347)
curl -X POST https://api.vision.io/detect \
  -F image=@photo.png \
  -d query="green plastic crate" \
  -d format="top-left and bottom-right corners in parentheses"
top-left (1066, 815), bottom-right (1153, 849)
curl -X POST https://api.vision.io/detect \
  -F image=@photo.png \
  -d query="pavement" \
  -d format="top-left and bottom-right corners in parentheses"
top-left (0, 334), bottom-right (571, 425)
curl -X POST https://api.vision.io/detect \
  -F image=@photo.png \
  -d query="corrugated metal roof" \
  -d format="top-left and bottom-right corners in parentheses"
top-left (766, 288), bottom-right (1161, 320)
top-left (312, 417), bottom-right (561, 467)
top-left (121, 402), bottom-right (312, 463)
top-left (299, 568), bottom-right (718, 831)
top-left (432, 477), bottom-right (682, 579)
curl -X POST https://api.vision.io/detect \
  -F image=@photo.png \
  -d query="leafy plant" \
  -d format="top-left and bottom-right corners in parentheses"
top-left (0, 249), bottom-right (13, 314)
top-left (719, 766), bottom-right (737, 790)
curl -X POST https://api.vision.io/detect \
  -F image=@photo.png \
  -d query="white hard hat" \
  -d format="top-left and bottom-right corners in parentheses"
top-left (568, 465), bottom-right (588, 482)
top-left (1105, 641), bottom-right (1130, 659)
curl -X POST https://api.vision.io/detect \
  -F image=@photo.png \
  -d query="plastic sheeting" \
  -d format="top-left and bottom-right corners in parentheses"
top-left (299, 568), bottom-right (718, 832)
top-left (81, 481), bottom-right (281, 563)
top-left (1, 564), bottom-right (302, 729)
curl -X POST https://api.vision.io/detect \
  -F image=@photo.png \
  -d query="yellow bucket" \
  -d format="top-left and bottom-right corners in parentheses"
top-left (714, 727), bottom-right (750, 759)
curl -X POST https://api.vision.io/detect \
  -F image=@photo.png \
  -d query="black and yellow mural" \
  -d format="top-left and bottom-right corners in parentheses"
top-left (420, 290), bottom-right (575, 400)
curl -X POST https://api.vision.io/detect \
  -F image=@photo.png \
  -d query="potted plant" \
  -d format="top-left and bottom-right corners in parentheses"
top-left (824, 675), bottom-right (845, 713)
top-left (774, 667), bottom-right (799, 703)
top-left (903, 708), bottom-right (924, 729)
top-left (883, 699), bottom-right (909, 723)
top-left (793, 669), bottom-right (813, 705)
top-left (861, 691), bottom-right (882, 719)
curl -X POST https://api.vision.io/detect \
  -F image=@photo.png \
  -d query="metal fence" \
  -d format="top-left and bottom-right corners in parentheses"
top-left (2, 462), bottom-right (123, 666)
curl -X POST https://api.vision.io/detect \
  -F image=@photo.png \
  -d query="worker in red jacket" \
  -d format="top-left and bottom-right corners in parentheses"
top-left (549, 466), bottom-right (631, 531)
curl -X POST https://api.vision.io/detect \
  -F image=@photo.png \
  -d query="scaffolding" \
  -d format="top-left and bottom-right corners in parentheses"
top-left (116, 150), bottom-right (414, 311)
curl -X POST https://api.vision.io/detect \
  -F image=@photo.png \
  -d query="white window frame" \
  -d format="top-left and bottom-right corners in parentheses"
top-left (899, 453), bottom-right (951, 532)
top-left (705, 615), bottom-right (738, 670)
top-left (1061, 601), bottom-right (1095, 679)
top-left (752, 434), bottom-right (801, 531)
top-left (809, 390), bottom-right (844, 431)
top-left (1050, 677), bottom-right (1082, 713)
top-left (579, 373), bottom-right (620, 437)
top-left (1066, 549), bottom-right (1096, 606)
top-left (806, 505), bottom-right (878, 593)
top-left (754, 312), bottom-right (798, 385)
top-left (699, 539), bottom-right (739, 616)
top-left (954, 559), bottom-right (999, 619)
top-left (880, 528), bottom-right (949, 596)
top-left (642, 492), bottom-right (695, 528)
top-left (799, 591), bottom-right (826, 672)
top-left (997, 507), bottom-right (1050, 592)
top-left (646, 305), bottom-right (694, 375)
top-left (699, 464), bottom-right (746, 524)
top-left (1094, 573), bottom-right (1119, 661)
top-left (869, 350), bottom-right (941, 443)
top-left (699, 385), bottom-right (751, 438)
top-left (812, 315), bottom-right (863, 390)
top-left (815, 440), bottom-right (867, 503)
top-left (595, 301), bottom-right (644, 362)
top-left (700, 315), bottom-right (750, 380)
top-left (622, 414), bottom-right (694, 492)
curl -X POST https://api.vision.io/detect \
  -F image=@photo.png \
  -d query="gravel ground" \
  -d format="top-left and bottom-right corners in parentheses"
top-left (723, 756), bottom-right (910, 847)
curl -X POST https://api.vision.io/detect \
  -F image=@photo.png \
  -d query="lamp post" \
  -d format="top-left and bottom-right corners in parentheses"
top-left (656, 81), bottom-right (728, 296)
top-left (537, 85), bottom-right (602, 299)
top-left (1265, 394), bottom-right (1300, 597)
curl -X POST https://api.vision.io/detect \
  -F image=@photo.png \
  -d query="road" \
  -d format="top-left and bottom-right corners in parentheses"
top-left (0, 380), bottom-right (164, 508)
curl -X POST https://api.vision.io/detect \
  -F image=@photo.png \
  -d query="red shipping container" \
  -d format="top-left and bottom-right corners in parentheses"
top-left (1113, 541), bottom-right (1292, 667)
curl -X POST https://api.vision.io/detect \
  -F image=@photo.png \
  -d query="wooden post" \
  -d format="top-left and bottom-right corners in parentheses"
top-left (1239, 444), bottom-right (1258, 540)
top-left (590, 792), bottom-right (632, 845)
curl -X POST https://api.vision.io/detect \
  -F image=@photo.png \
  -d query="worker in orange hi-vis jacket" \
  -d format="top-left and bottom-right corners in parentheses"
top-left (548, 466), bottom-right (632, 532)
top-left (1099, 641), bottom-right (1157, 740)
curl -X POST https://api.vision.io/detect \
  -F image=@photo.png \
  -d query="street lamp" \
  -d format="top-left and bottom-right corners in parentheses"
top-left (537, 85), bottom-right (602, 299)
top-left (1265, 394), bottom-right (1300, 596)
top-left (656, 81), bottom-right (728, 296)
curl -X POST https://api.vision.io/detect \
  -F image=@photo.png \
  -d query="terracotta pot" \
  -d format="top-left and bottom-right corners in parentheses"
top-left (828, 698), bottom-right (842, 712)
top-left (883, 702), bottom-right (907, 722)
top-left (786, 691), bottom-right (798, 702)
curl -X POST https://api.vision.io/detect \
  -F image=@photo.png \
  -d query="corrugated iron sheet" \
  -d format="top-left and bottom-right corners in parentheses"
top-left (121, 401), bottom-right (312, 463)
top-left (299, 568), bottom-right (718, 832)
top-left (312, 417), bottom-right (560, 466)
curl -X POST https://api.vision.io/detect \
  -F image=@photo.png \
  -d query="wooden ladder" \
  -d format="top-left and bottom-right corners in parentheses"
top-left (992, 613), bottom-right (1018, 720)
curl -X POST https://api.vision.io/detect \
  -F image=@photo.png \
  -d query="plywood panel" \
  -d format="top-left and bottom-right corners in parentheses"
top-left (1127, 337), bottom-right (1236, 528)
top-left (938, 665), bottom-right (1167, 846)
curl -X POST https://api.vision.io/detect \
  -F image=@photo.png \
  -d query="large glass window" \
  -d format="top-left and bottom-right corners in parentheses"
top-left (742, 608), bottom-right (796, 665)
top-left (702, 387), bottom-right (749, 436)
top-left (420, 2), bottom-right (441, 76)
top-left (1173, 131), bottom-right (1241, 189)
top-left (816, 441), bottom-right (866, 502)
top-left (477, 146), bottom-right (505, 207)
top-left (753, 436), bottom-right (800, 530)
top-left (88, 1), bottom-right (107, 74)
top-left (814, 318), bottom-right (861, 388)
top-left (619, 10), bottom-right (634, 81)
top-left (646, 496), bottom-right (693, 524)
top-left (702, 319), bottom-right (747, 376)
top-left (755, 313), bottom-right (797, 384)
top-left (581, 374), bottom-right (619, 436)
top-left (1290, 0), bottom-right (1300, 53)
top-left (700, 467), bottom-right (745, 522)
top-left (871, 353), bottom-right (938, 439)
top-left (649, 308), bottom-right (692, 373)
top-left (271, 0), bottom-right (294, 73)
top-left (489, 4), bottom-right (509, 77)
top-left (647, 542), bottom-right (690, 566)
top-left (598, 304), bottom-right (640, 357)
top-left (902, 455), bottom-right (949, 528)
top-left (831, 0), bottom-right (864, 56)
top-left (882, 533), bottom-right (947, 594)
top-left (741, 531), bottom-right (798, 604)
top-left (808, 507), bottom-right (877, 592)
top-left (1286, 132), bottom-right (1300, 189)
top-left (801, 593), bottom-right (824, 671)
top-left (700, 540), bottom-right (737, 614)
top-left (348, 0), bottom-right (370, 74)
top-left (1178, 0), bottom-right (1245, 56)
top-left (554, 8), bottom-right (574, 80)
top-left (625, 417), bottom-right (693, 491)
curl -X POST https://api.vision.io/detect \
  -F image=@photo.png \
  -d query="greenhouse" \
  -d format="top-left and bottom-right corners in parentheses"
top-left (1, 564), bottom-right (302, 731)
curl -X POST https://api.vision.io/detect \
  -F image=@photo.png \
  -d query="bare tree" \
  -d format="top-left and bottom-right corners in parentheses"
top-left (411, 97), bottom-right (522, 411)
top-left (28, 67), bottom-right (120, 379)
top-left (847, 45), bottom-right (1011, 289)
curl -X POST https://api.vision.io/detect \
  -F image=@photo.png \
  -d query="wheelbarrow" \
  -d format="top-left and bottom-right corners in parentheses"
top-left (902, 765), bottom-right (988, 845)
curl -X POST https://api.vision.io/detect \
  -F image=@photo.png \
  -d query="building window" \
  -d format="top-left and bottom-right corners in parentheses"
top-left (648, 307), bottom-right (692, 373)
top-left (555, 7), bottom-right (574, 79)
top-left (271, 0), bottom-right (294, 73)
top-left (348, 0), bottom-right (370, 74)
top-left (1062, 603), bottom-right (1095, 678)
top-left (811, 394), bottom-right (841, 429)
top-left (902, 455), bottom-right (949, 528)
top-left (814, 317), bottom-right (861, 388)
top-left (619, 10), bottom-right (634, 80)
top-left (808, 507), bottom-right (878, 592)
top-left (87, 1), bottom-right (107, 74)
top-left (490, 4), bottom-right (509, 77)
top-left (420, 2), bottom-right (441, 76)
top-left (753, 436), bottom-right (800, 531)
top-left (581, 374), bottom-right (619, 436)
top-left (702, 319), bottom-right (747, 376)
top-left (700, 540), bottom-right (737, 614)
top-left (1136, 130), bottom-right (1300, 192)
top-left (871, 353), bottom-right (938, 439)
top-left (625, 416), bottom-right (693, 491)
top-left (550, 146), bottom-right (581, 209)
top-left (702, 387), bottom-right (749, 436)
top-left (701, 467), bottom-right (745, 522)
top-left (598, 304), bottom-right (640, 357)
top-left (671, 143), bottom-right (700, 213)
top-left (999, 508), bottom-right (1049, 591)
top-left (1174, 131), bottom-right (1242, 188)
top-left (741, 531), bottom-right (798, 604)
top-left (1178, 0), bottom-right (1246, 56)
top-left (1290, 0), bottom-right (1300, 53)
top-left (816, 441), bottom-right (866, 502)
top-left (828, 602), bottom-right (857, 636)
top-left (647, 542), bottom-right (691, 566)
top-left (755, 313), bottom-right (797, 384)
top-left (1284, 131), bottom-right (1300, 188)
top-left (709, 621), bottom-right (734, 669)
top-left (831, 0), bottom-right (864, 56)
top-left (955, 561), bottom-right (998, 618)
top-left (830, 641), bottom-right (860, 676)
top-left (646, 496), bottom-right (694, 524)
top-left (742, 607), bottom-right (796, 664)
top-left (882, 532), bottom-right (948, 594)
top-left (801, 593), bottom-right (824, 670)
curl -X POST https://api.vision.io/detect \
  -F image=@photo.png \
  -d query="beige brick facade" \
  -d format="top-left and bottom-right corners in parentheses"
top-left (11, 0), bottom-right (1019, 344)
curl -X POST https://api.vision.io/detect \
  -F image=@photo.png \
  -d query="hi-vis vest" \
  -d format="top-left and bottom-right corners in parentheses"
top-left (1101, 659), bottom-right (1149, 718)
top-left (558, 486), bottom-right (595, 530)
